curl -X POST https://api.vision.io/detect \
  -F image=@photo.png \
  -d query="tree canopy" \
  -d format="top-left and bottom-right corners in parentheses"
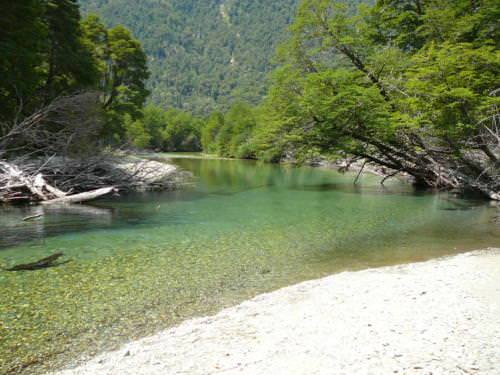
top-left (1, 0), bottom-right (498, 198)
top-left (1, 1), bottom-right (150, 149)
top-left (194, 0), bottom-right (499, 198)
top-left (248, 0), bottom-right (499, 197)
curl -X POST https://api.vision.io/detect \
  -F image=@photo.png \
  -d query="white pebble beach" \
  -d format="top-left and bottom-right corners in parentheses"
top-left (51, 248), bottom-right (500, 375)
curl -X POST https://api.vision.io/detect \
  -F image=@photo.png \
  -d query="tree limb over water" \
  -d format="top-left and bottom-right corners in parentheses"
top-left (258, 1), bottom-right (500, 199)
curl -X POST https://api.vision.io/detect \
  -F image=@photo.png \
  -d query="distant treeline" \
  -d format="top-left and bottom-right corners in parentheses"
top-left (126, 101), bottom-right (258, 157)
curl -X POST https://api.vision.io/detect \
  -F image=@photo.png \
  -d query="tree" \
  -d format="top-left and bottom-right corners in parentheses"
top-left (161, 109), bottom-right (202, 152)
top-left (80, 14), bottom-right (109, 75)
top-left (1, 3), bottom-right (151, 151)
top-left (0, 0), bottom-right (98, 121)
top-left (0, 0), bottom-right (45, 121)
top-left (142, 104), bottom-right (168, 150)
top-left (123, 114), bottom-right (151, 149)
top-left (369, 0), bottom-right (425, 51)
top-left (42, 0), bottom-right (98, 102)
top-left (82, 16), bottom-right (150, 141)
top-left (257, 0), bottom-right (499, 198)
top-left (223, 102), bottom-right (257, 158)
top-left (201, 112), bottom-right (224, 153)
top-left (105, 25), bottom-right (149, 114)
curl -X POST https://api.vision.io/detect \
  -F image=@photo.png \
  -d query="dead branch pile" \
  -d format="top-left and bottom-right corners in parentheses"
top-left (0, 155), bottom-right (187, 204)
top-left (0, 93), bottom-right (188, 204)
top-left (0, 92), bottom-right (104, 158)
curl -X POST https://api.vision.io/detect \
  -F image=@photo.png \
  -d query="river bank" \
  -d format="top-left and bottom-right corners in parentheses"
top-left (151, 152), bottom-right (413, 187)
top-left (52, 248), bottom-right (500, 375)
top-left (0, 154), bottom-right (188, 204)
top-left (1, 156), bottom-right (497, 374)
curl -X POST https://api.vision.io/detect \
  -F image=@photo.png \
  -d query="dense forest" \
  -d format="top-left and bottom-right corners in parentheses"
top-left (198, 0), bottom-right (498, 198)
top-left (262, 0), bottom-right (499, 198)
top-left (119, 0), bottom-right (499, 199)
top-left (0, 0), bottom-right (163, 203)
top-left (0, 0), bottom-right (149, 145)
top-left (1, 0), bottom-right (499, 199)
top-left (79, 0), bottom-right (300, 114)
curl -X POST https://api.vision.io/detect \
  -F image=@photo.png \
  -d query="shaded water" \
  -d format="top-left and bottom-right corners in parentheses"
top-left (0, 155), bottom-right (498, 373)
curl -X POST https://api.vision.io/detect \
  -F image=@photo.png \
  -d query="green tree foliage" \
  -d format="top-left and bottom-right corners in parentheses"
top-left (105, 26), bottom-right (150, 114)
top-left (200, 101), bottom-right (257, 158)
top-left (201, 112), bottom-right (224, 153)
top-left (219, 102), bottom-right (257, 158)
top-left (368, 0), bottom-right (425, 51)
top-left (160, 109), bottom-right (203, 151)
top-left (122, 105), bottom-right (204, 152)
top-left (142, 104), bottom-right (169, 150)
top-left (0, 0), bottom-right (98, 121)
top-left (252, 0), bottom-right (499, 196)
top-left (123, 114), bottom-right (151, 149)
top-left (1, 2), bottom-right (150, 152)
top-left (79, 0), bottom-right (300, 114)
top-left (43, 0), bottom-right (98, 101)
top-left (0, 0), bottom-right (45, 120)
top-left (81, 15), bottom-right (150, 142)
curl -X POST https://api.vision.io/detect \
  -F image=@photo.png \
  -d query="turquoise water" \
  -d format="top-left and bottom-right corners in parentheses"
top-left (0, 155), bottom-right (498, 374)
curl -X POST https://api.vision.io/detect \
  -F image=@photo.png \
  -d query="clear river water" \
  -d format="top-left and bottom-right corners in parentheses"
top-left (0, 154), bottom-right (498, 374)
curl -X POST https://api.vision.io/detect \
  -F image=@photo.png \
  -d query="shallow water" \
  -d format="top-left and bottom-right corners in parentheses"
top-left (0, 155), bottom-right (498, 373)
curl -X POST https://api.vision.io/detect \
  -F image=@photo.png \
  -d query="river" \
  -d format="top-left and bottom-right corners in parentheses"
top-left (0, 154), bottom-right (498, 373)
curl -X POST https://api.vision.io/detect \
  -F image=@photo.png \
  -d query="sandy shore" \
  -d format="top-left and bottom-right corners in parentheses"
top-left (52, 248), bottom-right (500, 375)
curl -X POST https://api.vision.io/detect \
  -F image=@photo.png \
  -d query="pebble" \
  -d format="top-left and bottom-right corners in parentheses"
top-left (51, 249), bottom-right (500, 375)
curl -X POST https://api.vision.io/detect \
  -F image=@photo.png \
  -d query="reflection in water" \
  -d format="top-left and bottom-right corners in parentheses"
top-left (0, 155), bottom-right (498, 374)
top-left (0, 204), bottom-right (115, 249)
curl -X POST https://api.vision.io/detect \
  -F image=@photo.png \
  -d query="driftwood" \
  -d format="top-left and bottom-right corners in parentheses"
top-left (41, 186), bottom-right (116, 205)
top-left (5, 252), bottom-right (65, 271)
top-left (0, 160), bottom-right (68, 202)
top-left (0, 160), bottom-right (119, 204)
top-left (0, 94), bottom-right (186, 205)
top-left (0, 156), bottom-right (187, 204)
top-left (22, 213), bottom-right (43, 221)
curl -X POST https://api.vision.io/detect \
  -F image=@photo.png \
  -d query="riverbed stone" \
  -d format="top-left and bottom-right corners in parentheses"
top-left (50, 249), bottom-right (500, 375)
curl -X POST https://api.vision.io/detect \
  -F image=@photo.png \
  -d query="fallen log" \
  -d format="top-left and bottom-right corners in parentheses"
top-left (34, 174), bottom-right (67, 198)
top-left (5, 252), bottom-right (64, 271)
top-left (1, 161), bottom-right (68, 203)
top-left (1, 156), bottom-right (185, 204)
top-left (22, 213), bottom-right (43, 221)
top-left (41, 186), bottom-right (116, 205)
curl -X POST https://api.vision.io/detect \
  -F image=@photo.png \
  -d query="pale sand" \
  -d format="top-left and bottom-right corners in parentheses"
top-left (52, 248), bottom-right (500, 375)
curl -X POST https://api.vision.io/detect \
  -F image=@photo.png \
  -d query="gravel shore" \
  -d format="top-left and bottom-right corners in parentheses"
top-left (52, 248), bottom-right (500, 375)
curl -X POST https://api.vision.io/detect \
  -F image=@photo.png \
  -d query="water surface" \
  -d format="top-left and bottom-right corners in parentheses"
top-left (0, 155), bottom-right (498, 373)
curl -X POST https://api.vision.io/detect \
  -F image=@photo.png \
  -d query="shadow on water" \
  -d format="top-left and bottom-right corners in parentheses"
top-left (0, 204), bottom-right (115, 250)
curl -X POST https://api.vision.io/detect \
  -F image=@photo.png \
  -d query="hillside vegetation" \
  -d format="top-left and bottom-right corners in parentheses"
top-left (1, 0), bottom-right (498, 199)
top-left (79, 0), bottom-right (300, 114)
top-left (147, 0), bottom-right (499, 199)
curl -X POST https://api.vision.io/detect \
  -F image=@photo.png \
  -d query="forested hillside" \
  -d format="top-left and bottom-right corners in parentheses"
top-left (79, 0), bottom-right (300, 113)
top-left (198, 0), bottom-right (500, 199)
top-left (1, 0), bottom-right (498, 200)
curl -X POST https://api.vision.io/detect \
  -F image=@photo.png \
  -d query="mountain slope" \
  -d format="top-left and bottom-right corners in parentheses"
top-left (79, 0), bottom-right (300, 113)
